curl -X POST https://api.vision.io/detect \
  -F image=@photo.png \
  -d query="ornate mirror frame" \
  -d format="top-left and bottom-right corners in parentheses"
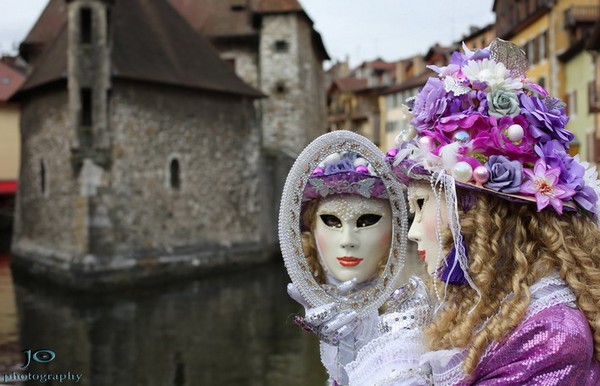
top-left (279, 131), bottom-right (408, 316)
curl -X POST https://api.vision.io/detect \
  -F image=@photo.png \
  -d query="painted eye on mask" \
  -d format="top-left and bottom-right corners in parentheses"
top-left (320, 214), bottom-right (342, 228)
top-left (356, 214), bottom-right (382, 228)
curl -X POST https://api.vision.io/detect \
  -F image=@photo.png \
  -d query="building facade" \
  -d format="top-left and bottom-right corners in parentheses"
top-left (169, 0), bottom-right (330, 157)
top-left (12, 0), bottom-right (270, 289)
top-left (494, 0), bottom-right (600, 160)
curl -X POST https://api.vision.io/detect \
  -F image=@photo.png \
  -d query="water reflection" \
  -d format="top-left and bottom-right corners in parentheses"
top-left (10, 263), bottom-right (327, 386)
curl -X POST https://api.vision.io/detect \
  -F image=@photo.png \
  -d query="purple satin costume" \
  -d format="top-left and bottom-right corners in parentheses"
top-left (465, 304), bottom-right (600, 385)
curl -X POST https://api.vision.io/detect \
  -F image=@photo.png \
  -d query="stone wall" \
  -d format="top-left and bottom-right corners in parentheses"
top-left (259, 14), bottom-right (327, 157)
top-left (11, 80), bottom-right (272, 289)
top-left (12, 89), bottom-right (88, 262)
top-left (106, 81), bottom-right (263, 257)
top-left (219, 46), bottom-right (260, 88)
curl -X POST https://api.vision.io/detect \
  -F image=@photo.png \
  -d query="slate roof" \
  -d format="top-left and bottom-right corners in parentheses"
top-left (380, 70), bottom-right (434, 95)
top-left (331, 77), bottom-right (368, 92)
top-left (253, 0), bottom-right (304, 14)
top-left (18, 0), bottom-right (262, 97)
top-left (170, 0), bottom-right (329, 59)
top-left (20, 0), bottom-right (67, 64)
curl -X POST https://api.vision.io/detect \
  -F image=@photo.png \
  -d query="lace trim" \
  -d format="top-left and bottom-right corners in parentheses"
top-left (346, 330), bottom-right (430, 386)
top-left (525, 272), bottom-right (576, 319)
top-left (373, 369), bottom-right (433, 386)
top-left (421, 349), bottom-right (467, 386)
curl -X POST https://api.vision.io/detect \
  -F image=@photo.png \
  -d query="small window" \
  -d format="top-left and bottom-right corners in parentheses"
top-left (40, 160), bottom-right (46, 196)
top-left (274, 40), bottom-right (289, 53)
top-left (80, 7), bottom-right (92, 44)
top-left (169, 158), bottom-right (180, 190)
top-left (230, 4), bottom-right (246, 12)
top-left (81, 88), bottom-right (92, 126)
top-left (1, 77), bottom-right (11, 85)
top-left (274, 81), bottom-right (287, 94)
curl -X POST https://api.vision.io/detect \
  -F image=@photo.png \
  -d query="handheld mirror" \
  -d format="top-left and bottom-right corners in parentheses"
top-left (279, 131), bottom-right (408, 317)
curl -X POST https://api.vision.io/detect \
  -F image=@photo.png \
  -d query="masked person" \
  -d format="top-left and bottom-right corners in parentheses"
top-left (387, 39), bottom-right (600, 385)
top-left (288, 151), bottom-right (433, 385)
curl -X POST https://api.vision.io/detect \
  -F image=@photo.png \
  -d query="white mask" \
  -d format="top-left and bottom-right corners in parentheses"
top-left (407, 183), bottom-right (449, 275)
top-left (313, 195), bottom-right (392, 284)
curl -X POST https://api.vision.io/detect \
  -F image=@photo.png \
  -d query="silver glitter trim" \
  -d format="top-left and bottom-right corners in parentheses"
top-left (489, 38), bottom-right (528, 78)
top-left (278, 130), bottom-right (408, 317)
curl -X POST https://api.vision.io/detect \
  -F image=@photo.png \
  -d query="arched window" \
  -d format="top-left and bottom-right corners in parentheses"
top-left (169, 158), bottom-right (180, 190)
top-left (40, 160), bottom-right (47, 196)
top-left (80, 7), bottom-right (92, 44)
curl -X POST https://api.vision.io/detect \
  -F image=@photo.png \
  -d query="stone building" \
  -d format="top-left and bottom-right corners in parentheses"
top-left (11, 0), bottom-right (270, 289)
top-left (169, 0), bottom-right (330, 157)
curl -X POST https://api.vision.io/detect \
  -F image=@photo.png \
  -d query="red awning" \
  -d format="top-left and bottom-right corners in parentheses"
top-left (0, 181), bottom-right (17, 195)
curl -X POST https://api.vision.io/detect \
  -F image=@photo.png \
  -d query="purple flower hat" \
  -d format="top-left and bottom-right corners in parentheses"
top-left (303, 151), bottom-right (388, 202)
top-left (388, 38), bottom-right (600, 216)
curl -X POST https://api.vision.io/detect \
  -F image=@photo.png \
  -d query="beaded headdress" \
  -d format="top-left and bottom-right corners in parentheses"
top-left (387, 39), bottom-right (600, 303)
top-left (389, 38), bottom-right (600, 216)
top-left (303, 151), bottom-right (388, 202)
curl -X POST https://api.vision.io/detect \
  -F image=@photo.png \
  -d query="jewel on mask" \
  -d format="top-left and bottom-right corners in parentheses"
top-left (387, 147), bottom-right (399, 158)
top-left (473, 166), bottom-right (490, 185)
top-left (313, 167), bottom-right (325, 176)
top-left (452, 161), bottom-right (473, 182)
top-left (452, 131), bottom-right (470, 144)
top-left (355, 165), bottom-right (369, 174)
top-left (506, 124), bottom-right (524, 142)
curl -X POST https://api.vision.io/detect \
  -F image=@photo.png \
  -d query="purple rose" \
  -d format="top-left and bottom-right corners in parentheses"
top-left (520, 94), bottom-right (572, 144)
top-left (447, 90), bottom-right (488, 116)
top-left (484, 155), bottom-right (523, 193)
top-left (535, 140), bottom-right (584, 190)
top-left (411, 77), bottom-right (448, 130)
top-left (324, 159), bottom-right (354, 174)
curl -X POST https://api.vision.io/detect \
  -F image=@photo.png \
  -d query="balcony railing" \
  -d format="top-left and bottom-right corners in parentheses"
top-left (565, 6), bottom-right (600, 27)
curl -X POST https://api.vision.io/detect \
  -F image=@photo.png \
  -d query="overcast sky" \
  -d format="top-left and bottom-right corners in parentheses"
top-left (0, 0), bottom-right (495, 67)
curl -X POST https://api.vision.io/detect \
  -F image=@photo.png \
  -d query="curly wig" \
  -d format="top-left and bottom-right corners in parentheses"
top-left (425, 189), bottom-right (600, 375)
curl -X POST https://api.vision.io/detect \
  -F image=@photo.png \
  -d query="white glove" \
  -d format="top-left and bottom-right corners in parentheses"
top-left (287, 280), bottom-right (380, 385)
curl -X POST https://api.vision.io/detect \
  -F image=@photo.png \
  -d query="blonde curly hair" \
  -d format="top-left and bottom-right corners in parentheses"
top-left (426, 189), bottom-right (600, 375)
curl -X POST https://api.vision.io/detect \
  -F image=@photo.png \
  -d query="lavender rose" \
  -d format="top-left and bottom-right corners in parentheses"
top-left (487, 89), bottom-right (520, 118)
top-left (520, 94), bottom-right (572, 143)
top-left (484, 155), bottom-right (523, 193)
top-left (410, 77), bottom-right (448, 130)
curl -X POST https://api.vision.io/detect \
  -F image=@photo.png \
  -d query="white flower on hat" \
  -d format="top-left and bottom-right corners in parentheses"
top-left (462, 58), bottom-right (522, 91)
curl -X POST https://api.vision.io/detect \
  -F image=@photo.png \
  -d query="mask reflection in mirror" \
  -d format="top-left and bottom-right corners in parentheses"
top-left (407, 182), bottom-right (449, 275)
top-left (301, 195), bottom-right (392, 284)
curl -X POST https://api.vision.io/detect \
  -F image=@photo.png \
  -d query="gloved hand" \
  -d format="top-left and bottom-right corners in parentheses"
top-left (287, 280), bottom-right (380, 385)
top-left (287, 279), bottom-right (364, 345)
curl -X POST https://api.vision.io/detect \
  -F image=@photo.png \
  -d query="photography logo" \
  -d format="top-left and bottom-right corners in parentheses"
top-left (2, 349), bottom-right (82, 384)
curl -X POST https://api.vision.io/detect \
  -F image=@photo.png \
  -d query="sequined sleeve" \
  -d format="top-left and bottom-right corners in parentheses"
top-left (471, 304), bottom-right (600, 385)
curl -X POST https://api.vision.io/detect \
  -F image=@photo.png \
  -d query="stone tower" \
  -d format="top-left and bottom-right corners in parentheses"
top-left (12, 0), bottom-right (266, 289)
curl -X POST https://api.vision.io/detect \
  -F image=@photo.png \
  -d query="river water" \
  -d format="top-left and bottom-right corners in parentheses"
top-left (0, 252), bottom-right (328, 385)
top-left (0, 233), bottom-right (421, 386)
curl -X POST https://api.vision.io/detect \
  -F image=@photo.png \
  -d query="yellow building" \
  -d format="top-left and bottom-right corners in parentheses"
top-left (494, 0), bottom-right (600, 158)
top-left (0, 60), bottom-right (24, 194)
